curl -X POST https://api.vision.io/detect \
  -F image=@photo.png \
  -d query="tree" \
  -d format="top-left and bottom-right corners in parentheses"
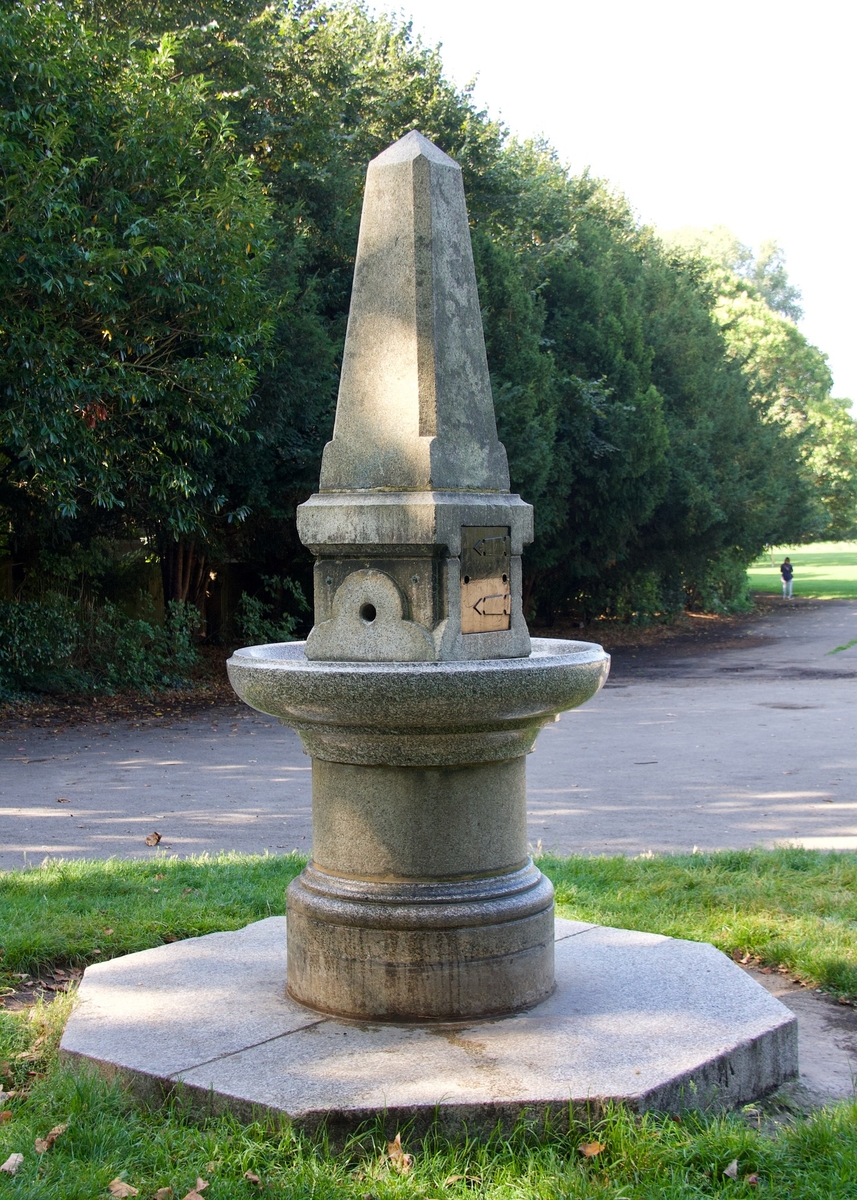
top-left (668, 225), bottom-right (803, 320)
top-left (0, 3), bottom-right (272, 599)
top-left (4, 1), bottom-right (852, 633)
top-left (668, 227), bottom-right (857, 541)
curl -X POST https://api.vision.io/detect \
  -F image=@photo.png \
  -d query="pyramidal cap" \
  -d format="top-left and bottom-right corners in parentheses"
top-left (297, 131), bottom-right (533, 662)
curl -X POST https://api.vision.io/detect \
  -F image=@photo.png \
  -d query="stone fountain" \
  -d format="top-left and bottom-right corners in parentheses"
top-left (61, 133), bottom-right (799, 1130)
top-left (228, 130), bottom-right (608, 1023)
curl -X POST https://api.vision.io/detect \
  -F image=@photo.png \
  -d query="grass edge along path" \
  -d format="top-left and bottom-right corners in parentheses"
top-left (1, 849), bottom-right (857, 1197)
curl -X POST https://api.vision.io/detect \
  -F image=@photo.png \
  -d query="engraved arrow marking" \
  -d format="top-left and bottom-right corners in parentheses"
top-left (473, 593), bottom-right (511, 616)
top-left (473, 535), bottom-right (509, 556)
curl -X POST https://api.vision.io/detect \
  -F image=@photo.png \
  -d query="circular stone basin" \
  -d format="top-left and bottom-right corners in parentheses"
top-left (227, 638), bottom-right (610, 767)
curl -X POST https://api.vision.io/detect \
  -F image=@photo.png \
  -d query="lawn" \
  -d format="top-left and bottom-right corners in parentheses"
top-left (748, 541), bottom-right (857, 599)
top-left (1, 850), bottom-right (856, 1197)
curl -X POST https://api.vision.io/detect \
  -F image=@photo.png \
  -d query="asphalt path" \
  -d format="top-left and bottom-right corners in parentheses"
top-left (2, 597), bottom-right (856, 869)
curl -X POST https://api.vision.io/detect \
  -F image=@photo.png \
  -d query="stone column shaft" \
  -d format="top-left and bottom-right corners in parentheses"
top-left (286, 756), bottom-right (555, 1021)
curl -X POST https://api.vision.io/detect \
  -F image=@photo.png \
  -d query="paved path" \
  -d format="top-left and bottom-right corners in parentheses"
top-left (1, 598), bottom-right (856, 868)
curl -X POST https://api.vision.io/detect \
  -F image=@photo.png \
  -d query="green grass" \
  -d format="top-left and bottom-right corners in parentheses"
top-left (545, 846), bottom-right (857, 998)
top-left (0, 852), bottom-right (304, 983)
top-left (0, 1006), bottom-right (854, 1200)
top-left (748, 541), bottom-right (857, 599)
top-left (2, 848), bottom-right (855, 998)
top-left (2, 850), bottom-right (857, 1197)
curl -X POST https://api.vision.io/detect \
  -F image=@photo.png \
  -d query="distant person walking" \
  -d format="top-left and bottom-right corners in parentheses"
top-left (780, 556), bottom-right (794, 598)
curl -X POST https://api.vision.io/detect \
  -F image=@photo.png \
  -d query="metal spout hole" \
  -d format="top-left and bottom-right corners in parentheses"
top-left (360, 603), bottom-right (377, 624)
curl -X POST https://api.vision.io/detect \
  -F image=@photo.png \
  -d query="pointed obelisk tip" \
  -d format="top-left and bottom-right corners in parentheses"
top-left (317, 125), bottom-right (508, 495)
top-left (370, 129), bottom-right (460, 170)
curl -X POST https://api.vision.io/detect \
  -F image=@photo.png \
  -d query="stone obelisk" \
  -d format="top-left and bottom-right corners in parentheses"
top-left (298, 131), bottom-right (533, 663)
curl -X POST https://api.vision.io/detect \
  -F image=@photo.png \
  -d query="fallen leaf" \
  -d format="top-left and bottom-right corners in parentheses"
top-left (746, 1173), bottom-right (760, 1186)
top-left (154, 874), bottom-right (166, 880)
top-left (108, 1182), bottom-right (139, 1198)
top-left (386, 1133), bottom-right (413, 1174)
top-left (145, 831), bottom-right (162, 846)
top-left (723, 1158), bottom-right (739, 1179)
top-left (35, 1122), bottom-right (67, 1152)
top-left (155, 1190), bottom-right (173, 1199)
top-left (243, 1171), bottom-right (261, 1184)
top-left (104, 928), bottom-right (114, 935)
top-left (57, 797), bottom-right (71, 803)
top-left (181, 1179), bottom-right (209, 1200)
top-left (443, 1175), bottom-right (482, 1186)
top-left (18, 1035), bottom-right (45, 1059)
top-left (0, 1153), bottom-right (23, 1174)
top-left (579, 1141), bottom-right (605, 1158)
top-left (0, 1111), bottom-right (10, 1124)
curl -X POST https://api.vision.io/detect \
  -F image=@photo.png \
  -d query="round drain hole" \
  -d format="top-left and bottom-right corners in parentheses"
top-left (360, 603), bottom-right (377, 624)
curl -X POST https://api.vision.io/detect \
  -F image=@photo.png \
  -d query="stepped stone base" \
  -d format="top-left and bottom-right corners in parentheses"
top-left (59, 917), bottom-right (797, 1137)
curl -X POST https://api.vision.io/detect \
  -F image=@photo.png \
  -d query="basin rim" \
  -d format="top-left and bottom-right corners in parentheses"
top-left (227, 635), bottom-right (608, 678)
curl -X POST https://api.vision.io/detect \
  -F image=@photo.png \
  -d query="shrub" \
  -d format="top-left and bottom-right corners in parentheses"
top-left (0, 594), bottom-right (78, 695)
top-left (234, 575), bottom-right (308, 645)
top-left (0, 594), bottom-right (200, 696)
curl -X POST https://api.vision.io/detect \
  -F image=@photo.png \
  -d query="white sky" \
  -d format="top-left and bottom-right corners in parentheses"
top-left (374, 0), bottom-right (856, 409)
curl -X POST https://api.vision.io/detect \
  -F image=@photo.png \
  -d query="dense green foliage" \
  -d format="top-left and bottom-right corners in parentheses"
top-left (669, 227), bottom-right (857, 545)
top-left (0, 2), bottom-right (271, 534)
top-left (2, 0), bottom-right (856, 660)
top-left (0, 593), bottom-right (200, 697)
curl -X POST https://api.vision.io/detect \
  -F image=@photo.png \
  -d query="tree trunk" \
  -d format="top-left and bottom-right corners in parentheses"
top-left (521, 568), bottom-right (540, 624)
top-left (160, 538), bottom-right (208, 608)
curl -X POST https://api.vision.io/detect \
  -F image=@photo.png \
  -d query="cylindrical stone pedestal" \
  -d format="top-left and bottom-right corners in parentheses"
top-left (286, 757), bottom-right (555, 1020)
top-left (226, 638), bottom-right (610, 1023)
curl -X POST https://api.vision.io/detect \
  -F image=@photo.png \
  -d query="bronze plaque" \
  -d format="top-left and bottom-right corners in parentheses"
top-left (460, 526), bottom-right (511, 634)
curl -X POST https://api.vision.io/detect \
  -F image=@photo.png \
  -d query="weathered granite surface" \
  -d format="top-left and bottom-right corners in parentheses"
top-left (296, 131), bottom-right (533, 662)
top-left (227, 637), bottom-right (609, 1019)
top-left (60, 916), bottom-right (798, 1135)
top-left (317, 131), bottom-right (508, 494)
top-left (227, 131), bottom-right (611, 1020)
top-left (227, 637), bottom-right (610, 767)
